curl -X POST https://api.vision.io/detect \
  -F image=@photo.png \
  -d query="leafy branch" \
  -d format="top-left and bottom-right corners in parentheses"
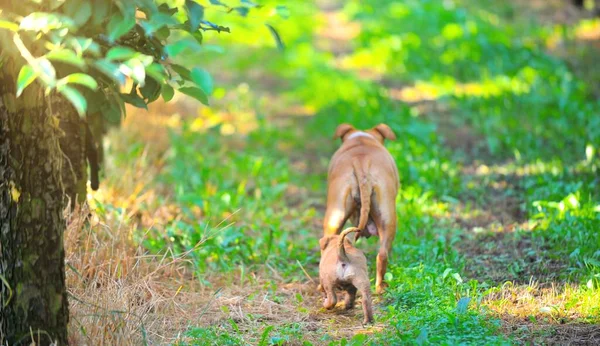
top-left (0, 0), bottom-right (239, 124)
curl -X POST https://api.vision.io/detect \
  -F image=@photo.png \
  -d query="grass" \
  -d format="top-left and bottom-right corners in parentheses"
top-left (67, 0), bottom-right (600, 344)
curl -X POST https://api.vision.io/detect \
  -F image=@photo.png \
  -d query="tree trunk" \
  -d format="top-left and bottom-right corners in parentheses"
top-left (0, 59), bottom-right (69, 345)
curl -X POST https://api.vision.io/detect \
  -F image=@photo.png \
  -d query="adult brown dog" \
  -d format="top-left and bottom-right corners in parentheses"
top-left (323, 123), bottom-right (399, 294)
top-left (319, 227), bottom-right (373, 324)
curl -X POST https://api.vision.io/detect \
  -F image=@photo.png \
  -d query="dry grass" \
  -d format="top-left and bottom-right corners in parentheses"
top-left (483, 280), bottom-right (599, 321)
top-left (489, 282), bottom-right (600, 345)
top-left (65, 204), bottom-right (214, 345)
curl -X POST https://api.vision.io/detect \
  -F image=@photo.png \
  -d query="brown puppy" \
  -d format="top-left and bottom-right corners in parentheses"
top-left (319, 227), bottom-right (373, 324)
top-left (323, 123), bottom-right (399, 294)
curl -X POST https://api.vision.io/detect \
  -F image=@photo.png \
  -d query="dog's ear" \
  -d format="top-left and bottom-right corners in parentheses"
top-left (319, 236), bottom-right (333, 251)
top-left (373, 123), bottom-right (396, 141)
top-left (333, 123), bottom-right (354, 140)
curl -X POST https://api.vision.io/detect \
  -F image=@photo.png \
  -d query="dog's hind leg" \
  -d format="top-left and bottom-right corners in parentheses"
top-left (343, 286), bottom-right (357, 310)
top-left (323, 185), bottom-right (354, 236)
top-left (371, 198), bottom-right (397, 295)
top-left (375, 218), bottom-right (396, 295)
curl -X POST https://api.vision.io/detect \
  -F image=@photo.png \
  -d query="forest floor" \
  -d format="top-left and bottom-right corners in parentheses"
top-left (66, 0), bottom-right (599, 345)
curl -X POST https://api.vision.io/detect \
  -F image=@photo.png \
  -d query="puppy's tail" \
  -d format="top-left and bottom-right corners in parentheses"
top-left (338, 227), bottom-right (361, 262)
top-left (352, 159), bottom-right (372, 232)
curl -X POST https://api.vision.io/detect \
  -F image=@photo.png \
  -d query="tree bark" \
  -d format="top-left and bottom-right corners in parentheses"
top-left (0, 58), bottom-right (69, 345)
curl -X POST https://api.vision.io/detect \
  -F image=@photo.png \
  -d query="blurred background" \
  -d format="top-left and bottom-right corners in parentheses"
top-left (69, 0), bottom-right (600, 344)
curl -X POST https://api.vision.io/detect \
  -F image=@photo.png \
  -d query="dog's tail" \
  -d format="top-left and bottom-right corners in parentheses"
top-left (338, 227), bottom-right (360, 262)
top-left (352, 159), bottom-right (372, 232)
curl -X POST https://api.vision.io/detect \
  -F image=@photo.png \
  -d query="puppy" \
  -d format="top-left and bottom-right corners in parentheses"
top-left (319, 227), bottom-right (373, 324)
top-left (323, 123), bottom-right (399, 294)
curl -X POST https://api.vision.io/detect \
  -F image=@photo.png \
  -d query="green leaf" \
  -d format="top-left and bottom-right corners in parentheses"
top-left (20, 13), bottom-right (74, 33)
top-left (115, 0), bottom-right (136, 18)
top-left (140, 78), bottom-right (161, 102)
top-left (156, 26), bottom-right (170, 40)
top-left (37, 58), bottom-right (57, 85)
top-left (0, 20), bottom-right (19, 32)
top-left (120, 92), bottom-right (148, 109)
top-left (135, 0), bottom-right (159, 16)
top-left (200, 44), bottom-right (225, 54)
top-left (102, 93), bottom-right (124, 125)
top-left (46, 49), bottom-right (85, 68)
top-left (456, 297), bottom-right (471, 314)
top-left (185, 0), bottom-right (204, 31)
top-left (170, 64), bottom-right (192, 81)
top-left (191, 67), bottom-right (213, 95)
top-left (141, 13), bottom-right (178, 35)
top-left (60, 86), bottom-right (87, 115)
top-left (258, 326), bottom-right (274, 346)
top-left (265, 24), bottom-right (285, 51)
top-left (136, 54), bottom-right (154, 66)
top-left (66, 37), bottom-right (100, 56)
top-left (275, 5), bottom-right (290, 19)
top-left (60, 73), bottom-right (98, 90)
top-left (106, 46), bottom-right (137, 61)
top-left (146, 63), bottom-right (167, 83)
top-left (91, 0), bottom-right (110, 27)
top-left (94, 60), bottom-right (126, 85)
top-left (350, 334), bottom-right (367, 346)
top-left (16, 65), bottom-right (37, 97)
top-left (209, 0), bottom-right (227, 7)
top-left (235, 7), bottom-right (249, 17)
top-left (158, 3), bottom-right (178, 15)
top-left (415, 327), bottom-right (429, 345)
top-left (63, 1), bottom-right (92, 27)
top-left (161, 84), bottom-right (174, 102)
top-left (191, 31), bottom-right (203, 45)
top-left (107, 12), bottom-right (135, 43)
top-left (241, 0), bottom-right (258, 7)
top-left (164, 39), bottom-right (202, 57)
top-left (178, 86), bottom-right (208, 105)
top-left (164, 41), bottom-right (187, 57)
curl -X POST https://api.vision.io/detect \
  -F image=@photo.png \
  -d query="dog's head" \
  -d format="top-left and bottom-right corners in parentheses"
top-left (333, 123), bottom-right (396, 144)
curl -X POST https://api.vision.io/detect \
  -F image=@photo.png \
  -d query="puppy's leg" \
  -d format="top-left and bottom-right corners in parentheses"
top-left (323, 283), bottom-right (337, 310)
top-left (357, 282), bottom-right (373, 324)
top-left (317, 277), bottom-right (326, 297)
top-left (343, 286), bottom-right (357, 310)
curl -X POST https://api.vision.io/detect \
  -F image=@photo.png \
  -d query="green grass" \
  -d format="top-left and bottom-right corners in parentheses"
top-left (97, 0), bottom-right (600, 344)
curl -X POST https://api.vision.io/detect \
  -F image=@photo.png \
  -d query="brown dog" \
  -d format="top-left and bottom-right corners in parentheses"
top-left (319, 227), bottom-right (373, 324)
top-left (323, 123), bottom-right (399, 294)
